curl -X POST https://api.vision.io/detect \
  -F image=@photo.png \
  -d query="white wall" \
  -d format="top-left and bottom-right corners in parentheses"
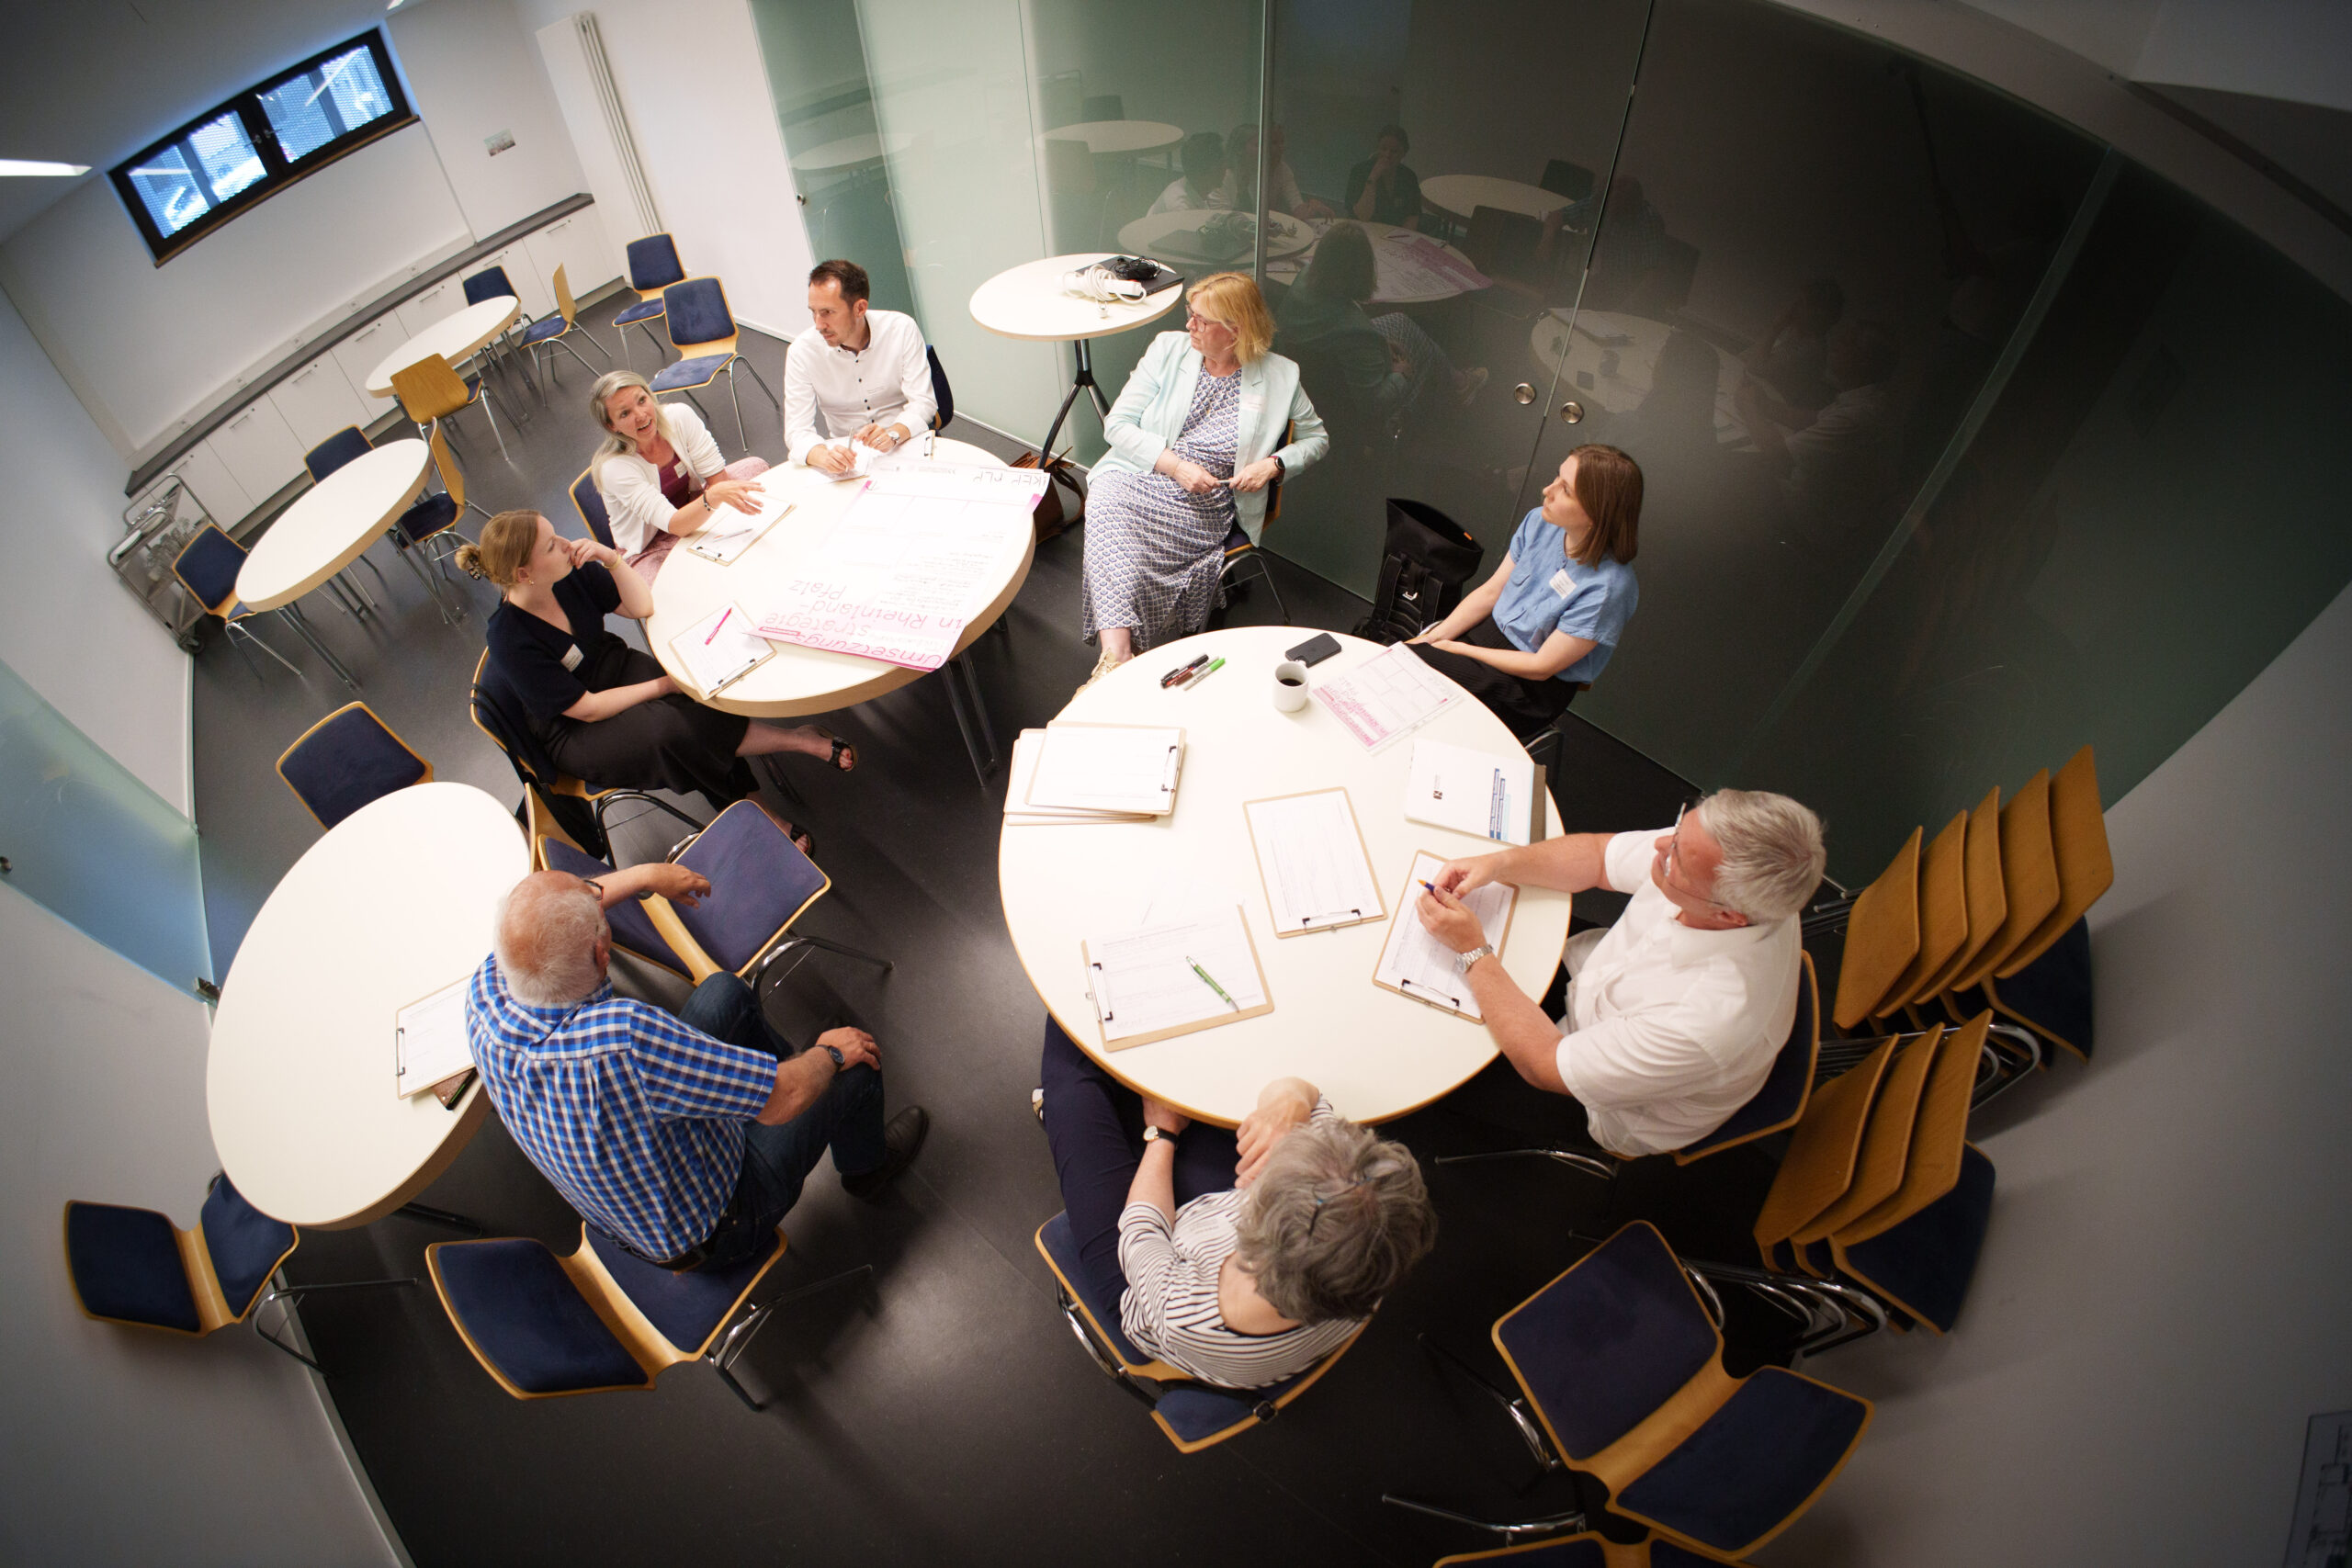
top-left (514, 0), bottom-right (818, 342)
top-left (1760, 577), bottom-right (2352, 1565)
top-left (0, 887), bottom-right (399, 1567)
top-left (389, 0), bottom-right (589, 239)
top-left (0, 124), bottom-right (471, 463)
top-left (0, 289), bottom-right (191, 813)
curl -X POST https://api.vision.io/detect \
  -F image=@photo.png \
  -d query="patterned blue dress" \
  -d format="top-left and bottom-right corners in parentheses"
top-left (1080, 368), bottom-right (1241, 651)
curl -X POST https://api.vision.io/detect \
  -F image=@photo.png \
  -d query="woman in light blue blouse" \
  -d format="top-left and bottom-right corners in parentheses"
top-left (1408, 444), bottom-right (1642, 733)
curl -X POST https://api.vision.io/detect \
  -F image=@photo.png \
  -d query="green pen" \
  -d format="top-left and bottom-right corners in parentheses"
top-left (1181, 657), bottom-right (1227, 689)
top-left (1185, 954), bottom-right (1238, 1010)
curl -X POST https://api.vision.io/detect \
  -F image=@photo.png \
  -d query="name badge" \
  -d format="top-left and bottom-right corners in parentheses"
top-left (561, 644), bottom-right (584, 672)
top-left (1549, 568), bottom-right (1576, 598)
top-left (1240, 390), bottom-right (1265, 415)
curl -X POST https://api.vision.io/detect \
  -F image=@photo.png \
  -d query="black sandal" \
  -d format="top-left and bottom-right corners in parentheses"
top-left (808, 726), bottom-right (857, 772)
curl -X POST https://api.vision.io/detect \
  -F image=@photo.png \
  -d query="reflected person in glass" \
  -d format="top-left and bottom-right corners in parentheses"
top-left (1274, 221), bottom-right (1486, 437)
top-left (1734, 320), bottom-right (1901, 545)
top-left (1148, 131), bottom-right (1233, 216)
top-left (1540, 175), bottom-right (1668, 312)
top-left (1345, 124), bottom-right (1422, 231)
top-left (590, 372), bottom-right (769, 585)
top-left (1408, 446), bottom-right (1641, 735)
top-left (1222, 122), bottom-right (1333, 221)
top-left (1742, 277), bottom-right (1846, 412)
top-left (1077, 273), bottom-right (1329, 687)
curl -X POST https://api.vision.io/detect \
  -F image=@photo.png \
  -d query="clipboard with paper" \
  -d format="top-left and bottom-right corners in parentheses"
top-left (1372, 851), bottom-right (1519, 1021)
top-left (669, 602), bottom-right (774, 699)
top-left (1081, 905), bottom-right (1274, 1050)
top-left (683, 502), bottom-right (793, 564)
top-left (1024, 723), bottom-right (1185, 817)
top-left (394, 976), bottom-right (478, 1106)
top-left (1242, 787), bottom-right (1385, 936)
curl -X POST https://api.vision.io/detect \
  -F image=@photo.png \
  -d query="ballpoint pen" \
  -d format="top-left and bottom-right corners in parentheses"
top-left (1161, 654), bottom-right (1210, 687)
top-left (1185, 955), bottom-right (1238, 1011)
top-left (704, 607), bottom-right (732, 644)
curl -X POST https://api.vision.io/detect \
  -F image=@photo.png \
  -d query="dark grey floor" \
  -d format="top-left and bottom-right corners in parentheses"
top-left (193, 291), bottom-right (1782, 1568)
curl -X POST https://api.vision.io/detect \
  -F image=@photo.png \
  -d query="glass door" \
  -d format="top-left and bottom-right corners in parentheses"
top-left (1261, 0), bottom-right (1655, 598)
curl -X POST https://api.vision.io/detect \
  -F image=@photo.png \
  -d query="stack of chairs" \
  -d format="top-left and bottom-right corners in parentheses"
top-left (1805, 743), bottom-right (2114, 1100)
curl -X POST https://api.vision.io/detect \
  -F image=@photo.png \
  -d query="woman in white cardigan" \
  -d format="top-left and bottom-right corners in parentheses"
top-left (590, 371), bottom-right (769, 585)
top-left (1080, 273), bottom-right (1329, 683)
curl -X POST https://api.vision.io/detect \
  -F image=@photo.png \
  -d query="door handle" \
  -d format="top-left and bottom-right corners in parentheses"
top-left (1558, 400), bottom-right (1584, 423)
top-left (1511, 383), bottom-right (1536, 405)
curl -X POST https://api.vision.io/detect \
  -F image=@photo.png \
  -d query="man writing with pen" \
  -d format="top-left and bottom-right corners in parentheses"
top-left (1412, 789), bottom-right (1826, 1157)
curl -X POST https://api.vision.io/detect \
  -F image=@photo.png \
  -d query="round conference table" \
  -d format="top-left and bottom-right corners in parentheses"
top-left (1262, 220), bottom-right (1486, 306)
top-left (643, 437), bottom-right (1032, 720)
top-left (1421, 174), bottom-right (1568, 225)
top-left (971, 252), bottom-right (1185, 461)
top-left (363, 296), bottom-right (520, 398)
top-left (999, 626), bottom-right (1573, 1128)
top-left (1115, 208), bottom-right (1315, 265)
top-left (232, 438), bottom-right (432, 689)
top-left (208, 783), bottom-right (529, 1228)
top-left (1531, 307), bottom-right (1747, 440)
top-left (1040, 119), bottom-right (1182, 158)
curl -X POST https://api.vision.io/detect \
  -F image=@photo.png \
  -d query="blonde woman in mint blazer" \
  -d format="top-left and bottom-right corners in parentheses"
top-left (1078, 272), bottom-right (1328, 686)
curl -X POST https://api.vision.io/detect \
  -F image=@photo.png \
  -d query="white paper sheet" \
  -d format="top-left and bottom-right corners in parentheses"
top-left (864, 462), bottom-right (1050, 508)
top-left (1374, 852), bottom-right (1515, 1021)
top-left (1244, 789), bottom-right (1384, 932)
top-left (670, 602), bottom-right (772, 697)
top-left (1406, 739), bottom-right (1538, 845)
top-left (683, 502), bottom-right (789, 564)
top-left (1003, 730), bottom-right (1155, 824)
top-left (1310, 642), bottom-right (1464, 751)
top-left (1026, 725), bottom-right (1183, 814)
top-left (752, 488), bottom-right (1031, 671)
top-left (1374, 231), bottom-right (1492, 298)
top-left (395, 977), bottom-right (473, 1097)
top-left (1088, 907), bottom-right (1268, 1043)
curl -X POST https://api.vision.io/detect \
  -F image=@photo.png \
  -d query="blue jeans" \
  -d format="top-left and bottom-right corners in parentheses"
top-left (677, 974), bottom-right (887, 1271)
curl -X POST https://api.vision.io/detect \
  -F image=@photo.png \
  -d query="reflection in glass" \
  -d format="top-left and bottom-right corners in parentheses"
top-left (127, 146), bottom-right (210, 238)
top-left (258, 44), bottom-right (394, 163)
top-left (188, 111), bottom-right (265, 203)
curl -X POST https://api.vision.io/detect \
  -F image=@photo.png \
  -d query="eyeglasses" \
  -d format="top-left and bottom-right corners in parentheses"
top-left (1185, 311), bottom-right (1232, 333)
top-left (1660, 801), bottom-right (1737, 911)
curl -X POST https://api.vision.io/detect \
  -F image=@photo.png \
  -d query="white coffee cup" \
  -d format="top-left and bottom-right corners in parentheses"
top-left (1272, 659), bottom-right (1310, 712)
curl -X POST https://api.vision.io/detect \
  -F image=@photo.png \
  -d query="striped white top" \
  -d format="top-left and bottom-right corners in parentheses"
top-left (1116, 1098), bottom-right (1365, 1389)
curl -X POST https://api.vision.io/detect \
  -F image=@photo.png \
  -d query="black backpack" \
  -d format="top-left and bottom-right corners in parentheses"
top-left (1355, 499), bottom-right (1484, 644)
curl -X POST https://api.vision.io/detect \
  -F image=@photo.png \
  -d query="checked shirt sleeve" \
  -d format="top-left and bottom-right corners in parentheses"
top-left (624, 1004), bottom-right (775, 1122)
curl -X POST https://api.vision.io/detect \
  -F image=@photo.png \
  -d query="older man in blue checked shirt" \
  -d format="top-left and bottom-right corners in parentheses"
top-left (467, 866), bottom-right (928, 1270)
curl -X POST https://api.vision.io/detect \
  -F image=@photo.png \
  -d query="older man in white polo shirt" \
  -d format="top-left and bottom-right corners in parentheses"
top-left (786, 258), bottom-right (936, 475)
top-left (1415, 789), bottom-right (1825, 1157)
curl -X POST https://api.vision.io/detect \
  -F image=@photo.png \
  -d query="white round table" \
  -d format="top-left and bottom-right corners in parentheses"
top-left (971, 252), bottom-right (1186, 459)
top-left (1040, 120), bottom-right (1182, 157)
top-left (1265, 220), bottom-right (1486, 306)
top-left (1422, 174), bottom-right (1568, 224)
top-left (235, 440), bottom-right (432, 612)
top-left (364, 296), bottom-right (521, 397)
top-left (642, 437), bottom-right (1031, 719)
top-left (1116, 208), bottom-right (1315, 264)
top-left (791, 132), bottom-right (913, 173)
top-left (208, 784), bottom-right (529, 1228)
top-left (1532, 308), bottom-right (1746, 440)
top-left (999, 626), bottom-right (1574, 1127)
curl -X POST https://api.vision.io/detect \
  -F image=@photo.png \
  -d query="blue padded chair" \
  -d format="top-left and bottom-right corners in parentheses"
top-left (1489, 1223), bottom-right (1869, 1559)
top-left (650, 276), bottom-right (780, 448)
top-left (466, 649), bottom-right (695, 863)
top-left (462, 265), bottom-right (535, 374)
top-left (1033, 1211), bottom-right (1368, 1453)
top-left (927, 344), bottom-right (954, 432)
top-left (427, 1221), bottom-right (867, 1407)
top-left (276, 702), bottom-right (433, 830)
top-left (571, 463), bottom-right (616, 549)
top-left (616, 233), bottom-right (687, 363)
top-left (639, 801), bottom-right (891, 991)
top-left (538, 834), bottom-right (700, 981)
top-left (171, 524), bottom-right (302, 681)
top-left (520, 264), bottom-right (616, 389)
top-left (305, 424), bottom-right (472, 623)
top-left (65, 1172), bottom-right (409, 1368)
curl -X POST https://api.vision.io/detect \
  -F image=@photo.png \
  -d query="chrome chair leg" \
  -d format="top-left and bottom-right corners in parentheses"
top-left (1377, 1497), bottom-right (1587, 1546)
top-left (1433, 1145), bottom-right (1618, 1182)
top-left (1417, 1333), bottom-right (1563, 1472)
top-left (725, 364), bottom-right (748, 448)
top-left (227, 617), bottom-right (302, 678)
top-left (251, 1277), bottom-right (418, 1370)
top-left (709, 1261), bottom-right (874, 1411)
top-left (943, 661), bottom-right (996, 789)
top-left (956, 651), bottom-right (1001, 767)
top-left (476, 386), bottom-right (513, 462)
top-left (277, 603), bottom-right (358, 691)
top-left (739, 357), bottom-right (781, 412)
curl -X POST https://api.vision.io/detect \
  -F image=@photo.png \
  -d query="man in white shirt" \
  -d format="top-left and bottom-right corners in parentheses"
top-left (786, 258), bottom-right (936, 475)
top-left (1415, 789), bottom-right (1825, 1157)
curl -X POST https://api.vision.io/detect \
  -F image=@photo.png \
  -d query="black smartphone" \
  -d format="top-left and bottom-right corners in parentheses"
top-left (1286, 632), bottom-right (1341, 667)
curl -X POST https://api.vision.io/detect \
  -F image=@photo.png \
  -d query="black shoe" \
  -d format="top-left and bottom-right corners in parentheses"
top-left (842, 1107), bottom-right (929, 1200)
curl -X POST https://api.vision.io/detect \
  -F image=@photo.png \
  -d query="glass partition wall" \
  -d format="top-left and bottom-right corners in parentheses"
top-left (755, 0), bottom-right (2352, 883)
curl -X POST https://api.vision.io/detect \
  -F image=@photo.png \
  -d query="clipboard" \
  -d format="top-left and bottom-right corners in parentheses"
top-left (684, 502), bottom-right (794, 564)
top-left (1081, 904), bottom-right (1275, 1051)
top-left (394, 976), bottom-right (479, 1110)
top-left (1025, 722), bottom-right (1186, 817)
top-left (670, 601), bottom-right (775, 700)
top-left (1241, 786), bottom-right (1386, 937)
top-left (1371, 851), bottom-right (1521, 1022)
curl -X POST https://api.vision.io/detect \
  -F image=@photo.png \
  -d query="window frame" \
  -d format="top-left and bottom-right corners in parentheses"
top-left (108, 29), bottom-right (416, 265)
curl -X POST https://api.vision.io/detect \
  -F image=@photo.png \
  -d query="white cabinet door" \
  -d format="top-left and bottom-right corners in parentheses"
top-left (207, 400), bottom-right (307, 508)
top-left (267, 353), bottom-right (373, 455)
top-left (474, 244), bottom-right (553, 321)
top-left (331, 310), bottom-right (406, 405)
top-left (161, 439), bottom-right (254, 528)
top-left (395, 276), bottom-right (465, 338)
top-left (526, 207), bottom-right (621, 307)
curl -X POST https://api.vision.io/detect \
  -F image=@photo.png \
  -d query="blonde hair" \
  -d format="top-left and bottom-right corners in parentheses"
top-left (1188, 272), bottom-right (1274, 365)
top-left (589, 370), bottom-right (679, 463)
top-left (454, 511), bottom-right (544, 589)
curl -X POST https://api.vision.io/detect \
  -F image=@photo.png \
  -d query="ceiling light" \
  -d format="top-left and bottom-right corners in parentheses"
top-left (0, 160), bottom-right (89, 177)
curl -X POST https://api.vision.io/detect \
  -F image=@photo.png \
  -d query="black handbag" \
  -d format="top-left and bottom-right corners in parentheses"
top-left (1354, 499), bottom-right (1484, 644)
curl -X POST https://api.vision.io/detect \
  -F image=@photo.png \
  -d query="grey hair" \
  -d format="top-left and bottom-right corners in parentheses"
top-left (494, 872), bottom-right (609, 1007)
top-left (1697, 789), bottom-right (1826, 924)
top-left (1234, 1119), bottom-right (1437, 1324)
top-left (589, 369), bottom-right (680, 465)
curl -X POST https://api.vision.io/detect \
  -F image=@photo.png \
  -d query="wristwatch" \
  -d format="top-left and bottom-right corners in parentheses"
top-left (1142, 1124), bottom-right (1179, 1148)
top-left (1272, 455), bottom-right (1286, 480)
top-left (823, 1044), bottom-right (846, 1072)
top-left (1456, 942), bottom-right (1498, 975)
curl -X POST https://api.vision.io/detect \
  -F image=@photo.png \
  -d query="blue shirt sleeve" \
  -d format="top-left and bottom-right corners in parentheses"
top-left (1555, 558), bottom-right (1637, 647)
top-left (624, 1003), bottom-right (777, 1122)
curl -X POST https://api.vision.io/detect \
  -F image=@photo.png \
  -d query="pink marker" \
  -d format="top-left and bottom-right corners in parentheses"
top-left (704, 607), bottom-right (732, 645)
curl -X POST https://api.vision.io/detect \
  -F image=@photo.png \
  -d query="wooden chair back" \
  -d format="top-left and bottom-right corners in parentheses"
top-left (1951, 770), bottom-right (2058, 991)
top-left (1751, 1038), bottom-right (1895, 1267)
top-left (2000, 744), bottom-right (2112, 977)
top-left (390, 354), bottom-right (471, 425)
top-left (1838, 1011), bottom-right (1985, 1243)
top-left (1791, 1026), bottom-right (1943, 1254)
top-left (1881, 811), bottom-right (1968, 1015)
top-left (553, 263), bottom-right (580, 327)
top-left (1831, 827), bottom-right (1921, 1030)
